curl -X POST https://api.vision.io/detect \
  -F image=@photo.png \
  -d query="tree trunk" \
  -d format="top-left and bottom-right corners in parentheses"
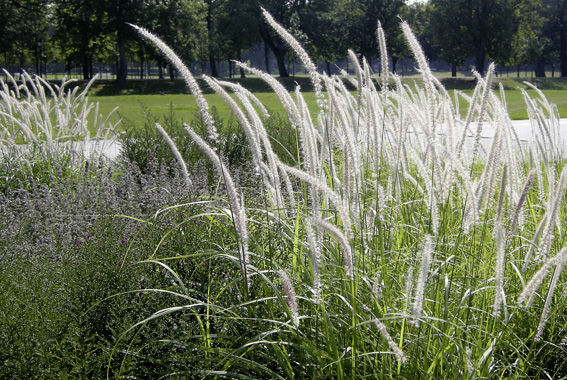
top-left (262, 32), bottom-right (288, 77)
top-left (238, 51), bottom-right (245, 78)
top-left (169, 65), bottom-right (175, 80)
top-left (158, 63), bottom-right (164, 79)
top-left (35, 46), bottom-right (39, 77)
top-left (82, 55), bottom-right (89, 80)
top-left (534, 57), bottom-right (546, 77)
top-left (209, 54), bottom-right (218, 77)
top-left (517, 64), bottom-right (521, 78)
top-left (326, 61), bottom-right (331, 75)
top-left (264, 43), bottom-right (270, 74)
top-left (451, 62), bottom-right (457, 77)
top-left (475, 41), bottom-right (486, 77)
top-left (116, 34), bottom-right (128, 86)
top-left (391, 56), bottom-right (398, 74)
top-left (561, 30), bottom-right (567, 77)
top-left (140, 55), bottom-right (144, 79)
top-left (274, 48), bottom-right (288, 77)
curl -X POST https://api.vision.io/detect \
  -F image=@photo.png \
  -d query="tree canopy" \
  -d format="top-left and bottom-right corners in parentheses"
top-left (1, 0), bottom-right (565, 81)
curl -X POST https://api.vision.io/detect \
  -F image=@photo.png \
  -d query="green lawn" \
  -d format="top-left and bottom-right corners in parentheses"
top-left (90, 77), bottom-right (567, 131)
top-left (4, 68), bottom-right (567, 379)
top-left (5, 40), bottom-right (567, 377)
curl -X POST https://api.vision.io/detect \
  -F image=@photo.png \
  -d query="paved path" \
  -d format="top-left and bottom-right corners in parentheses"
top-left (4, 119), bottom-right (567, 161)
top-left (45, 119), bottom-right (567, 160)
top-left (466, 118), bottom-right (567, 154)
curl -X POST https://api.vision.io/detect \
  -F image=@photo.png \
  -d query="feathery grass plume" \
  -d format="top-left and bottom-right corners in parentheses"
top-left (364, 86), bottom-right (382, 169)
top-left (295, 86), bottom-right (319, 178)
top-left (226, 84), bottom-right (285, 209)
top-left (522, 88), bottom-right (557, 162)
top-left (372, 271), bottom-right (382, 298)
top-left (154, 123), bottom-right (191, 188)
top-left (404, 268), bottom-right (414, 312)
top-left (518, 247), bottom-right (567, 307)
top-left (465, 346), bottom-right (474, 375)
top-left (537, 164), bottom-right (567, 259)
top-left (280, 166), bottom-right (297, 211)
top-left (408, 148), bottom-right (439, 235)
top-left (374, 320), bottom-right (407, 364)
top-left (523, 213), bottom-right (550, 272)
top-left (475, 122), bottom-right (502, 213)
top-left (202, 75), bottom-right (263, 166)
top-left (401, 21), bottom-right (435, 132)
top-left (305, 220), bottom-right (321, 303)
top-left (526, 82), bottom-right (564, 159)
top-left (233, 60), bottom-right (300, 127)
top-left (0, 71), bottom-right (118, 156)
top-left (348, 50), bottom-right (364, 93)
top-left (184, 123), bottom-right (250, 286)
top-left (535, 259), bottom-right (565, 341)
top-left (508, 170), bottom-right (535, 240)
top-left (216, 80), bottom-right (270, 118)
top-left (130, 24), bottom-right (217, 141)
top-left (471, 65), bottom-right (495, 159)
top-left (342, 144), bottom-right (351, 211)
top-left (278, 269), bottom-right (300, 327)
top-left (278, 162), bottom-right (352, 239)
top-left (323, 76), bottom-right (362, 204)
top-left (493, 222), bottom-right (506, 316)
top-left (412, 235), bottom-right (432, 323)
top-left (314, 218), bottom-right (354, 278)
top-left (494, 165), bottom-right (508, 226)
top-left (261, 8), bottom-right (323, 106)
top-left (339, 67), bottom-right (359, 90)
top-left (362, 58), bottom-right (377, 95)
top-left (376, 21), bottom-right (389, 91)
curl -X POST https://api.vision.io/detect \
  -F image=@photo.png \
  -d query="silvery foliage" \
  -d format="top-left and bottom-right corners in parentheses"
top-left (131, 10), bottom-right (566, 341)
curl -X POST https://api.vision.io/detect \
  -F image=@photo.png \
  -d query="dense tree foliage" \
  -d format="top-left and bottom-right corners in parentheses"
top-left (53, 0), bottom-right (106, 79)
top-left (1, 0), bottom-right (566, 81)
top-left (1, 0), bottom-right (50, 73)
top-left (542, 0), bottom-right (567, 76)
top-left (430, 0), bottom-right (520, 76)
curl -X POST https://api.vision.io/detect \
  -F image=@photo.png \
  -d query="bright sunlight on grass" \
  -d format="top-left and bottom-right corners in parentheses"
top-left (2, 11), bottom-right (567, 379)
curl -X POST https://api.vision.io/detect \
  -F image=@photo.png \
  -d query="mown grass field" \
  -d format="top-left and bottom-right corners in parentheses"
top-left (88, 76), bottom-right (567, 131)
top-left (4, 24), bottom-right (567, 378)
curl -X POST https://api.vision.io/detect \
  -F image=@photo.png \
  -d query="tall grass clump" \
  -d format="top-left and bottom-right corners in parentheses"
top-left (118, 16), bottom-right (567, 378)
top-left (0, 71), bottom-right (119, 192)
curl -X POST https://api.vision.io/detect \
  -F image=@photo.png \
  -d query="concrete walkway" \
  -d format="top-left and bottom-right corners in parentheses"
top-left (4, 119), bottom-right (567, 161)
top-left (47, 119), bottom-right (567, 160)
top-left (467, 118), bottom-right (567, 154)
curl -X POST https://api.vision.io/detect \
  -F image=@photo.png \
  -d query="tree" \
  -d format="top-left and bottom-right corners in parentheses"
top-left (430, 0), bottom-right (520, 76)
top-left (430, 0), bottom-right (471, 77)
top-left (259, 0), bottom-right (314, 77)
top-left (346, 0), bottom-right (407, 72)
top-left (198, 0), bottom-right (260, 78)
top-left (402, 2), bottom-right (440, 72)
top-left (0, 0), bottom-right (51, 73)
top-left (542, 0), bottom-right (567, 77)
top-left (299, 0), bottom-right (350, 74)
top-left (145, 0), bottom-right (207, 79)
top-left (217, 0), bottom-right (261, 78)
top-left (509, 0), bottom-right (553, 77)
top-left (54, 0), bottom-right (107, 79)
top-left (106, 0), bottom-right (146, 86)
top-left (259, 1), bottom-right (291, 77)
